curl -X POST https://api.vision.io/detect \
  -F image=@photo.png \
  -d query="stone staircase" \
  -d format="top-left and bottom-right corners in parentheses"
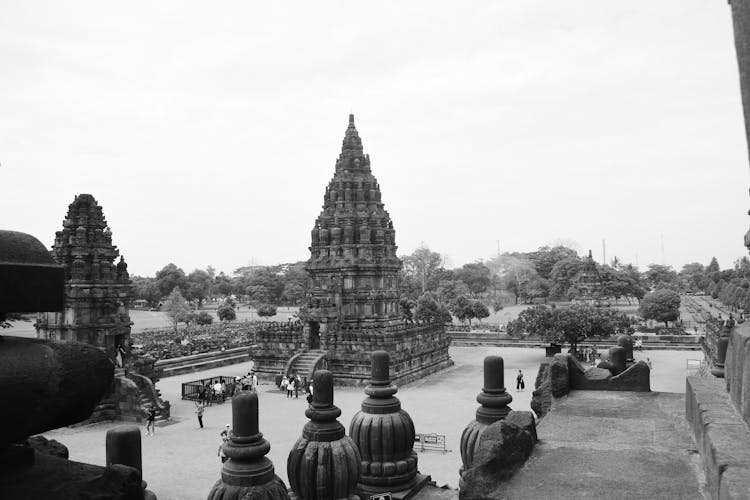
top-left (289, 349), bottom-right (326, 380)
top-left (139, 393), bottom-right (169, 424)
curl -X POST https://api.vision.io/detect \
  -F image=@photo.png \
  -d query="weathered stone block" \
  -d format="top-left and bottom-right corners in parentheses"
top-left (550, 354), bottom-right (569, 398)
top-left (459, 412), bottom-right (536, 500)
top-left (27, 435), bottom-right (69, 459)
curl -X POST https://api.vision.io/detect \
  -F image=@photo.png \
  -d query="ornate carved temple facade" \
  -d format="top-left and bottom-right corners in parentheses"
top-left (35, 194), bottom-right (169, 422)
top-left (251, 115), bottom-right (452, 384)
top-left (36, 194), bottom-right (133, 361)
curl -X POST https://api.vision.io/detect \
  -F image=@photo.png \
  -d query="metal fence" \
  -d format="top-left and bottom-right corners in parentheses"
top-left (181, 375), bottom-right (238, 402)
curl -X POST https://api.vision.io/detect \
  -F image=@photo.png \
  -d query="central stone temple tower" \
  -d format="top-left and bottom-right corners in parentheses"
top-left (302, 114), bottom-right (401, 338)
top-left (251, 115), bottom-right (452, 385)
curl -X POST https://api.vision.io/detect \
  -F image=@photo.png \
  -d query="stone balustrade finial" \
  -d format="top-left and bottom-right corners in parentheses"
top-left (207, 391), bottom-right (289, 500)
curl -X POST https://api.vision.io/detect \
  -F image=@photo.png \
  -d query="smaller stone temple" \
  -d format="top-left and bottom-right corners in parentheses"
top-left (35, 194), bottom-right (169, 422)
top-left (250, 115), bottom-right (452, 385)
top-left (36, 194), bottom-right (132, 361)
top-left (573, 250), bottom-right (605, 304)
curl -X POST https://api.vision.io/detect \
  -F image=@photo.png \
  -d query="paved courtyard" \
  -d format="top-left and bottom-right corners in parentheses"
top-left (45, 346), bottom-right (700, 500)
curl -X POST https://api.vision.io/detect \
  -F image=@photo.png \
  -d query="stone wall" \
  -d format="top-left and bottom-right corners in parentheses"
top-left (686, 376), bottom-right (750, 499)
top-left (328, 322), bottom-right (452, 385)
top-left (724, 322), bottom-right (750, 427)
top-left (250, 327), bottom-right (305, 379)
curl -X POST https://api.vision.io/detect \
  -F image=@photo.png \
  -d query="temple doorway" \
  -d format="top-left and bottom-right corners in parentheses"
top-left (309, 322), bottom-right (321, 350)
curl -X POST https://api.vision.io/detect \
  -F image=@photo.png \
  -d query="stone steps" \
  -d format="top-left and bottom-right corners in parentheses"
top-left (289, 350), bottom-right (325, 379)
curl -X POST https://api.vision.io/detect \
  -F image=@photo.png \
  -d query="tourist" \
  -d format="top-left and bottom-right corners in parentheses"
top-left (145, 406), bottom-right (156, 436)
top-left (252, 372), bottom-right (258, 390)
top-left (217, 436), bottom-right (228, 463)
top-left (205, 383), bottom-right (213, 406)
top-left (220, 423), bottom-right (231, 438)
top-left (214, 380), bottom-right (223, 403)
top-left (516, 370), bottom-right (525, 392)
top-left (286, 375), bottom-right (295, 399)
top-left (294, 373), bottom-right (301, 399)
top-left (195, 402), bottom-right (205, 429)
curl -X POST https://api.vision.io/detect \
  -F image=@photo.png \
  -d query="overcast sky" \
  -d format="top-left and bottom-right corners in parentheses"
top-left (2, 1), bottom-right (749, 277)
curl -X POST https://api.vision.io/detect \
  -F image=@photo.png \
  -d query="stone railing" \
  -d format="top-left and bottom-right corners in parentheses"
top-left (725, 321), bottom-right (750, 427)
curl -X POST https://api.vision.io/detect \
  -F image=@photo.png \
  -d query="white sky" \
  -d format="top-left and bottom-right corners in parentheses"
top-left (1, 1), bottom-right (749, 277)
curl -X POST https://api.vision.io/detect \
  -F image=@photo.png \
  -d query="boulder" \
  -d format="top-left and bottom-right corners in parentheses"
top-left (27, 436), bottom-right (68, 460)
top-left (550, 354), bottom-right (570, 397)
top-left (459, 411), bottom-right (537, 500)
top-left (0, 337), bottom-right (114, 446)
top-left (531, 363), bottom-right (551, 419)
top-left (609, 361), bottom-right (651, 392)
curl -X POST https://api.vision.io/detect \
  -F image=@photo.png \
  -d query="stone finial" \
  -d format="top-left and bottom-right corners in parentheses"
top-left (106, 425), bottom-right (157, 499)
top-left (460, 356), bottom-right (513, 479)
top-left (349, 351), bottom-right (425, 498)
top-left (288, 370), bottom-right (360, 500)
top-left (208, 392), bottom-right (289, 500)
top-left (617, 334), bottom-right (634, 362)
top-left (609, 346), bottom-right (626, 375)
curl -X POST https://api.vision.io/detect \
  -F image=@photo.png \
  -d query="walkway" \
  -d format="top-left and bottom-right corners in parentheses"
top-left (501, 391), bottom-right (706, 499)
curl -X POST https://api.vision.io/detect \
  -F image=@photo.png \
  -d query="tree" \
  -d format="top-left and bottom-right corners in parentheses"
top-left (217, 303), bottom-right (236, 322)
top-left (707, 257), bottom-right (720, 274)
top-left (487, 253), bottom-right (538, 304)
top-left (162, 288), bottom-right (191, 333)
top-left (257, 304), bottom-right (277, 318)
top-left (526, 245), bottom-right (579, 280)
top-left (472, 300), bottom-right (490, 323)
top-left (155, 263), bottom-right (188, 298)
top-left (454, 262), bottom-right (492, 296)
top-left (644, 264), bottom-right (678, 290)
top-left (132, 276), bottom-right (162, 306)
top-left (549, 257), bottom-right (584, 300)
top-left (450, 295), bottom-right (476, 325)
top-left (185, 269), bottom-right (212, 306)
top-left (246, 285), bottom-right (270, 305)
top-left (506, 304), bottom-right (633, 352)
top-left (639, 289), bottom-right (681, 327)
top-left (414, 292), bottom-right (451, 323)
top-left (401, 245), bottom-right (446, 295)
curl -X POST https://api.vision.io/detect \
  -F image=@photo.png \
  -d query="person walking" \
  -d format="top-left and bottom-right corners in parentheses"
top-left (195, 402), bottom-right (205, 429)
top-left (220, 424), bottom-right (231, 439)
top-left (286, 375), bottom-right (295, 399)
top-left (516, 370), bottom-right (525, 392)
top-left (217, 436), bottom-right (228, 463)
top-left (145, 406), bottom-right (156, 436)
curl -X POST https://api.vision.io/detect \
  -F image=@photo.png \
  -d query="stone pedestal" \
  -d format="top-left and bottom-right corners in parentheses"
top-left (617, 334), bottom-right (634, 363)
top-left (207, 392), bottom-right (289, 500)
top-left (287, 370), bottom-right (360, 499)
top-left (460, 355), bottom-right (513, 482)
top-left (349, 351), bottom-right (429, 499)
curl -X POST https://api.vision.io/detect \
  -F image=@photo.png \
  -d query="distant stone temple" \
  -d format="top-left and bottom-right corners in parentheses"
top-left (573, 250), bottom-right (605, 304)
top-left (251, 115), bottom-right (452, 384)
top-left (36, 194), bottom-right (169, 422)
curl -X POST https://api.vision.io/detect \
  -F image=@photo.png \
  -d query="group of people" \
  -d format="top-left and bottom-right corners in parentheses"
top-left (237, 372), bottom-right (258, 392)
top-left (282, 373), bottom-right (305, 399)
top-left (198, 379), bottom-right (231, 406)
top-left (580, 345), bottom-right (600, 365)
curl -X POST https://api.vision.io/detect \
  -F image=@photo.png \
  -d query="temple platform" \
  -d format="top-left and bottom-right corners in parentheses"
top-left (499, 390), bottom-right (707, 499)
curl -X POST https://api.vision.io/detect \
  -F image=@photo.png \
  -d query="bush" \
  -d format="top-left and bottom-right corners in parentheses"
top-left (194, 311), bottom-right (213, 325)
top-left (217, 304), bottom-right (236, 322)
top-left (257, 304), bottom-right (277, 318)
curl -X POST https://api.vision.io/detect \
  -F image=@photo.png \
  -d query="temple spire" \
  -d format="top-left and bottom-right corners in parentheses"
top-left (341, 113), bottom-right (363, 157)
